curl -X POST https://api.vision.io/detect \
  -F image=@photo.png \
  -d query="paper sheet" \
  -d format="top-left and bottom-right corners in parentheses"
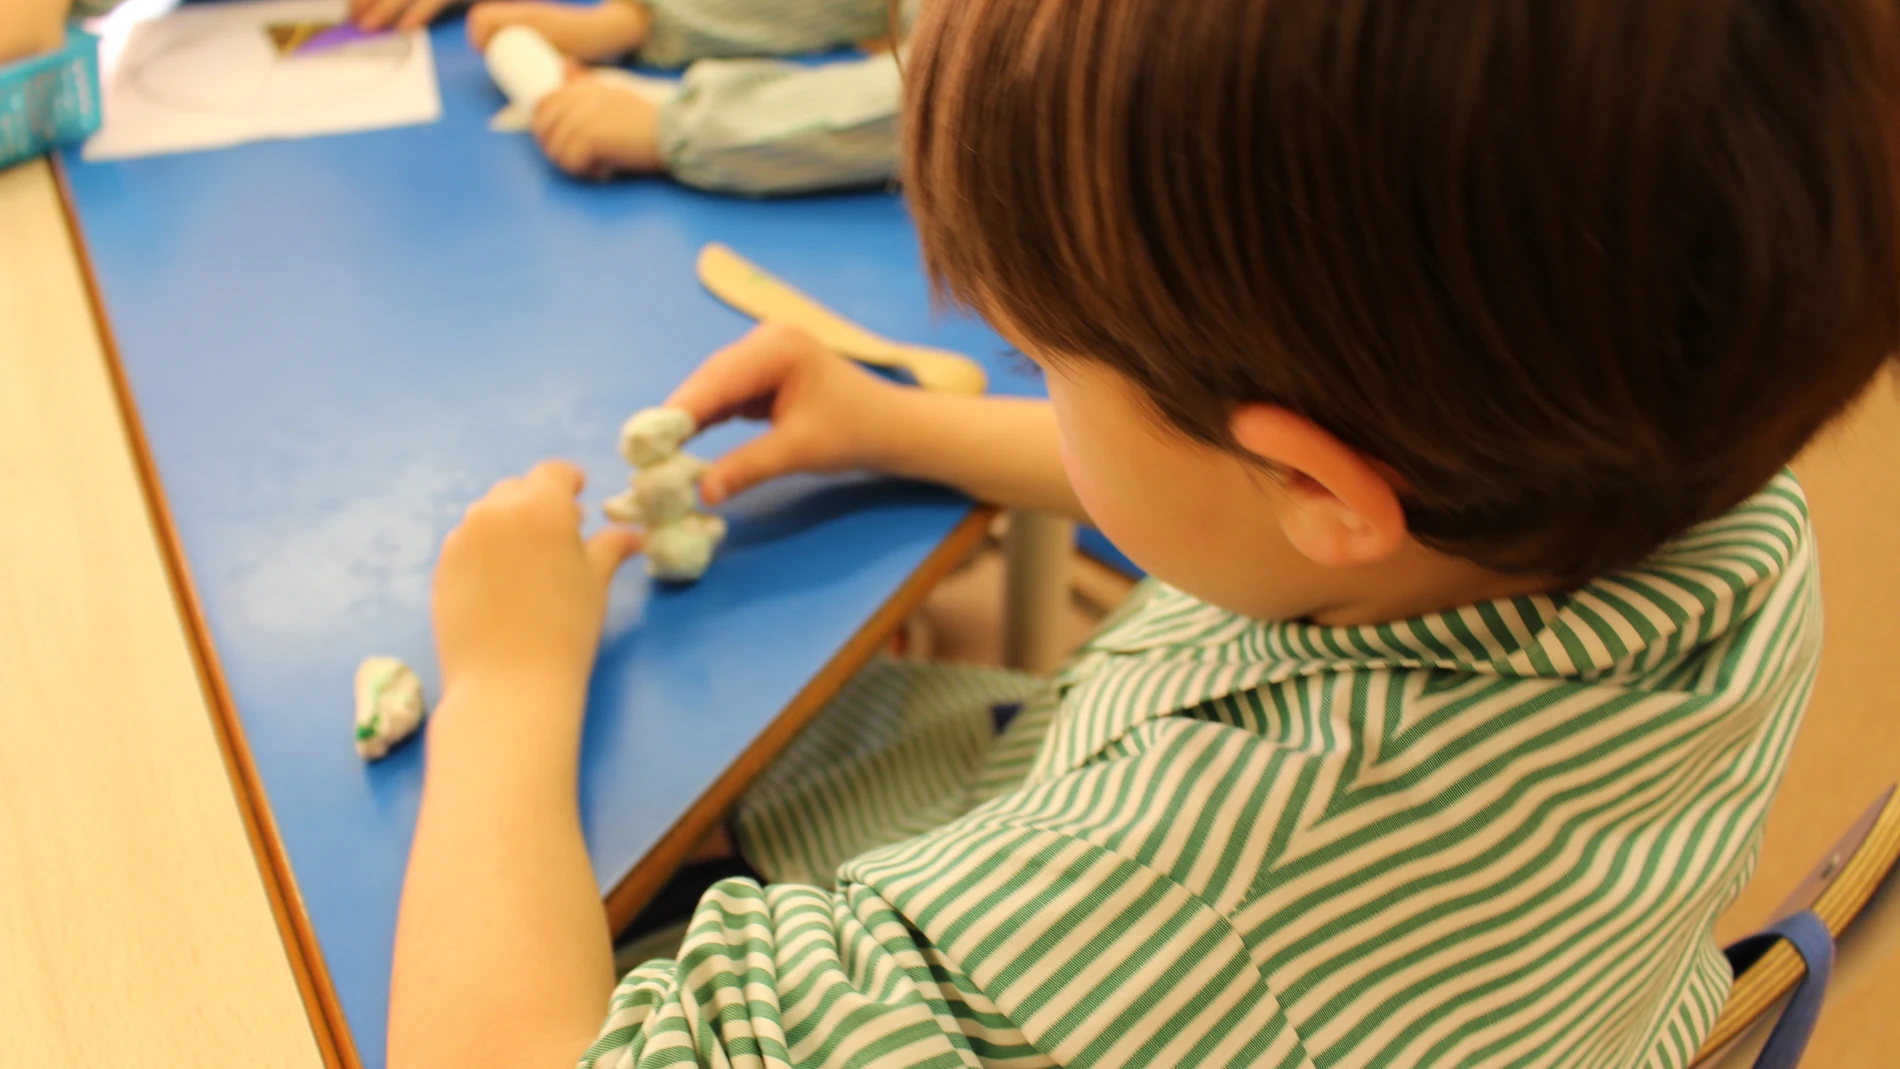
top-left (84, 0), bottom-right (440, 161)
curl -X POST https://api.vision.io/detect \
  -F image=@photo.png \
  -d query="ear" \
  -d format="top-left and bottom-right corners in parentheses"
top-left (1230, 405), bottom-right (1407, 568)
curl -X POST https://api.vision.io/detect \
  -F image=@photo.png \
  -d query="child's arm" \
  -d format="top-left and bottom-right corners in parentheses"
top-left (669, 323), bottom-right (1089, 522)
top-left (656, 53), bottom-right (901, 196)
top-left (389, 462), bottom-right (643, 1069)
top-left (351, 0), bottom-right (465, 33)
top-left (519, 53), bottom-right (900, 195)
top-left (0, 0), bottom-right (68, 66)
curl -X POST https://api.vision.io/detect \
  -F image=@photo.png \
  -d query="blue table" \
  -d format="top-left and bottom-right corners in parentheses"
top-left (60, 19), bottom-right (1038, 1069)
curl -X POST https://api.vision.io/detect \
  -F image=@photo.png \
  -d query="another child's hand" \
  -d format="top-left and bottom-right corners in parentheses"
top-left (667, 324), bottom-right (906, 505)
top-left (431, 461), bottom-right (643, 701)
top-left (350, 0), bottom-right (459, 33)
top-left (0, 0), bottom-right (67, 65)
top-left (467, 0), bottom-right (650, 62)
top-left (531, 78), bottom-right (661, 179)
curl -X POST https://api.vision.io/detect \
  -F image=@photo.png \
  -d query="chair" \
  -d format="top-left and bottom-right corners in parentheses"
top-left (1692, 785), bottom-right (1900, 1067)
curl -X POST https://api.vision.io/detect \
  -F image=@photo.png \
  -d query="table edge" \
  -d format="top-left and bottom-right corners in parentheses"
top-left (50, 157), bottom-right (354, 1069)
top-left (602, 506), bottom-right (996, 931)
top-left (53, 154), bottom-right (998, 1069)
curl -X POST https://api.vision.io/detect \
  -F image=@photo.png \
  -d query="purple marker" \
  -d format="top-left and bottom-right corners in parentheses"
top-left (296, 23), bottom-right (383, 55)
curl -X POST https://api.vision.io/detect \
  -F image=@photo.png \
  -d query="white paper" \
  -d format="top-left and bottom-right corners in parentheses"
top-left (84, 0), bottom-right (440, 161)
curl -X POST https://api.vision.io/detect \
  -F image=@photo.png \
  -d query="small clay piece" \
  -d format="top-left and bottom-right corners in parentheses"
top-left (354, 656), bottom-right (427, 760)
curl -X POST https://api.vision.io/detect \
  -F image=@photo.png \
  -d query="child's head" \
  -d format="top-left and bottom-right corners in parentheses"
top-left (905, 0), bottom-right (1900, 622)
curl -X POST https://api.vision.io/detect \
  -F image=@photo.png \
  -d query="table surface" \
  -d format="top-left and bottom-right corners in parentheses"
top-left (57, 18), bottom-right (1036, 1069)
top-left (0, 158), bottom-right (328, 1069)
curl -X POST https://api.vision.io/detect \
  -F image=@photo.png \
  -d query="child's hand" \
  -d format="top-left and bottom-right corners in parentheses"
top-left (350, 0), bottom-right (458, 33)
top-left (0, 0), bottom-right (67, 65)
top-left (467, 0), bottom-right (650, 62)
top-left (432, 461), bottom-right (643, 701)
top-left (531, 78), bottom-right (661, 179)
top-left (667, 324), bottom-right (906, 505)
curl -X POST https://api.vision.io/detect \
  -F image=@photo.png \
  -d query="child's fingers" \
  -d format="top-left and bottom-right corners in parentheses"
top-left (530, 91), bottom-right (570, 143)
top-left (548, 126), bottom-right (595, 176)
top-left (537, 96), bottom-right (599, 174)
top-left (467, 7), bottom-right (495, 49)
top-left (525, 459), bottom-right (586, 499)
top-left (532, 85), bottom-right (588, 138)
top-left (354, 0), bottom-right (409, 31)
top-left (584, 527), bottom-right (645, 585)
top-left (700, 430), bottom-right (803, 506)
top-left (665, 326), bottom-right (806, 431)
top-left (533, 121), bottom-right (582, 174)
top-left (397, 0), bottom-right (448, 32)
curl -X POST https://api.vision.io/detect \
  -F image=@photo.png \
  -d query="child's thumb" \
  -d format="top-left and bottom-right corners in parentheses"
top-left (701, 433), bottom-right (798, 506)
top-left (585, 526), bottom-right (644, 584)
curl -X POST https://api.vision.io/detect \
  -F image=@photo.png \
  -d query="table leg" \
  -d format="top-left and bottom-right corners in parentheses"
top-left (1003, 509), bottom-right (1074, 673)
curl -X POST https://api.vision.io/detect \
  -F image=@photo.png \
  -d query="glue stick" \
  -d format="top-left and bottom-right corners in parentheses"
top-left (485, 25), bottom-right (567, 110)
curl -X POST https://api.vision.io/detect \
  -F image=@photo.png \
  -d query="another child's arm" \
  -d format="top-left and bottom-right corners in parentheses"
top-left (648, 53), bottom-right (901, 196)
top-left (352, 0), bottom-right (467, 32)
top-left (469, 0), bottom-right (893, 70)
top-left (0, 0), bottom-right (68, 66)
top-left (529, 77), bottom-right (663, 180)
top-left (669, 323), bottom-right (1089, 521)
top-left (468, 1), bottom-right (901, 194)
top-left (388, 462), bottom-right (643, 1069)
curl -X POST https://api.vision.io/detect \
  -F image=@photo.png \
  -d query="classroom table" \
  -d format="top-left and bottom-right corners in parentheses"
top-left (55, 16), bottom-right (1039, 1069)
top-left (0, 158), bottom-right (328, 1069)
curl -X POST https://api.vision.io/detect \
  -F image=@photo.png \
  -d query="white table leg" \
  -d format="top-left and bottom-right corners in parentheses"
top-left (1003, 509), bottom-right (1074, 673)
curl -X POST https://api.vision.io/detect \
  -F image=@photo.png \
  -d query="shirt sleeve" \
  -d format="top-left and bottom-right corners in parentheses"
top-left (579, 753), bottom-right (1309, 1069)
top-left (636, 0), bottom-right (894, 69)
top-left (576, 878), bottom-right (1049, 1069)
top-left (655, 53), bottom-right (901, 197)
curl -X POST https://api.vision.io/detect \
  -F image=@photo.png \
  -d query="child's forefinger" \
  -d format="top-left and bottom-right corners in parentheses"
top-left (525, 460), bottom-right (587, 500)
top-left (353, 0), bottom-right (407, 31)
top-left (529, 93), bottom-right (566, 144)
top-left (665, 328), bottom-right (803, 432)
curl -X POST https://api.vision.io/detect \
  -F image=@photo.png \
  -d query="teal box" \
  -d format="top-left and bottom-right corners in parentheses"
top-left (0, 27), bottom-right (103, 169)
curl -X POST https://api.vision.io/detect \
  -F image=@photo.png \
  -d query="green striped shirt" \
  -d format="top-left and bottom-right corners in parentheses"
top-left (581, 472), bottom-right (1818, 1068)
top-left (634, 0), bottom-right (910, 196)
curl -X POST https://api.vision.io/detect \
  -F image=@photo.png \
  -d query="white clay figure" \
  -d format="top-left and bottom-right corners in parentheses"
top-left (354, 656), bottom-right (427, 760)
top-left (644, 513), bottom-right (728, 582)
top-left (604, 405), bottom-right (724, 581)
top-left (601, 453), bottom-right (706, 526)
top-left (602, 487), bottom-right (643, 525)
top-left (619, 407), bottom-right (697, 468)
top-left (631, 454), bottom-right (709, 525)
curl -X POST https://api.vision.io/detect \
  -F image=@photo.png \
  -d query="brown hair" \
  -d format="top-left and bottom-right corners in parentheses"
top-left (904, 0), bottom-right (1900, 580)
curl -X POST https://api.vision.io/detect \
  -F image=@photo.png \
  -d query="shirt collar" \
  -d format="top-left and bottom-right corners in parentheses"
top-left (1032, 473), bottom-right (1812, 781)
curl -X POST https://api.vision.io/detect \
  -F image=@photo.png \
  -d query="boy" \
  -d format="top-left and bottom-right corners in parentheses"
top-left (390, 1), bottom-right (1900, 1067)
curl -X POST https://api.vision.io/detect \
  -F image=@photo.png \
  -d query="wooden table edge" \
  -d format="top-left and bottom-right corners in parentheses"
top-left (51, 156), bottom-right (354, 1069)
top-left (602, 505), bottom-right (996, 930)
top-left (52, 155), bottom-right (996, 1069)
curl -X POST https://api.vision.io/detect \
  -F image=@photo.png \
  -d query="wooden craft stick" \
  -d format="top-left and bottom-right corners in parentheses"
top-left (695, 243), bottom-right (989, 396)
